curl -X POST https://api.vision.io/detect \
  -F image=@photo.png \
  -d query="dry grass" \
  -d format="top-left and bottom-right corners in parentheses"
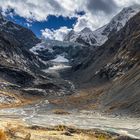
top-left (0, 89), bottom-right (43, 109)
top-left (52, 109), bottom-right (71, 115)
top-left (0, 118), bottom-right (134, 140)
top-left (0, 120), bottom-right (118, 140)
top-left (50, 88), bottom-right (104, 110)
top-left (0, 129), bottom-right (7, 140)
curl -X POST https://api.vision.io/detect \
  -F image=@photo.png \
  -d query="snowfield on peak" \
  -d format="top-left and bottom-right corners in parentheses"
top-left (64, 5), bottom-right (140, 47)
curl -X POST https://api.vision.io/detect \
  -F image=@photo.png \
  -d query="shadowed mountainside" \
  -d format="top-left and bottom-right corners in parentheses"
top-left (0, 14), bottom-right (74, 107)
top-left (68, 12), bottom-right (140, 116)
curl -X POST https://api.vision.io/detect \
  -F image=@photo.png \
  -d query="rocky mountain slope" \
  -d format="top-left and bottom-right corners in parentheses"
top-left (28, 6), bottom-right (140, 116)
top-left (69, 11), bottom-right (140, 116)
top-left (64, 5), bottom-right (140, 46)
top-left (0, 13), bottom-right (40, 49)
top-left (0, 14), bottom-right (73, 107)
top-left (0, 4), bottom-right (140, 140)
top-left (0, 13), bottom-right (46, 84)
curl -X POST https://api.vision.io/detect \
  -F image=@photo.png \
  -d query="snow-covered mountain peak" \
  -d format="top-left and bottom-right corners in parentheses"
top-left (80, 27), bottom-right (92, 34)
top-left (64, 5), bottom-right (140, 47)
top-left (63, 30), bottom-right (77, 42)
top-left (105, 4), bottom-right (140, 32)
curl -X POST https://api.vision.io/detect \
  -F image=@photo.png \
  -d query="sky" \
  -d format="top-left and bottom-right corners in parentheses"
top-left (0, 0), bottom-right (140, 40)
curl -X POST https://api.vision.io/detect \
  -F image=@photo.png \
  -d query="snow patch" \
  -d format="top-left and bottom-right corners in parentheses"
top-left (51, 55), bottom-right (69, 63)
top-left (43, 64), bottom-right (71, 73)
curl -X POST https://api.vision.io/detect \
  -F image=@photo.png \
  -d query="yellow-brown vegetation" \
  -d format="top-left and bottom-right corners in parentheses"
top-left (0, 129), bottom-right (7, 140)
top-left (52, 109), bottom-right (71, 115)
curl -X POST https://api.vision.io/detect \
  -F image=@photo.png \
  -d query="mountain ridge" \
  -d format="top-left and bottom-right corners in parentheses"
top-left (64, 5), bottom-right (140, 46)
top-left (0, 13), bottom-right (40, 49)
top-left (67, 11), bottom-right (140, 115)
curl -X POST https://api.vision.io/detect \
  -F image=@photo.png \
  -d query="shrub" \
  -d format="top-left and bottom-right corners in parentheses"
top-left (0, 129), bottom-right (7, 140)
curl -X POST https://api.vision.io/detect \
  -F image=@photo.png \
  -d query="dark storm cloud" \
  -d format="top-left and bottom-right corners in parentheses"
top-left (47, 0), bottom-right (63, 11)
top-left (87, 0), bottom-right (118, 14)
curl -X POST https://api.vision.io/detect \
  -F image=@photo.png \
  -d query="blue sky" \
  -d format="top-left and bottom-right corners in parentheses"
top-left (7, 14), bottom-right (77, 37)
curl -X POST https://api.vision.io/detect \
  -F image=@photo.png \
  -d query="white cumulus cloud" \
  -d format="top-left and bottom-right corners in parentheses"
top-left (41, 26), bottom-right (72, 41)
top-left (0, 0), bottom-right (76, 21)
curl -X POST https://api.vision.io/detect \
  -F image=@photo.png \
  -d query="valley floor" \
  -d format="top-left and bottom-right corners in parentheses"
top-left (0, 99), bottom-right (140, 140)
top-left (0, 118), bottom-right (122, 140)
top-left (0, 115), bottom-right (138, 140)
top-left (0, 55), bottom-right (139, 140)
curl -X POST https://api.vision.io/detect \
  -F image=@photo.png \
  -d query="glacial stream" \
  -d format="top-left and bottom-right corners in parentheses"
top-left (0, 101), bottom-right (140, 139)
top-left (0, 55), bottom-right (140, 139)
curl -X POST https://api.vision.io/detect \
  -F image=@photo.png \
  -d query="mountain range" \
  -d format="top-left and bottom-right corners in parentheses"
top-left (64, 5), bottom-right (140, 47)
top-left (0, 5), bottom-right (140, 116)
top-left (0, 4), bottom-right (140, 139)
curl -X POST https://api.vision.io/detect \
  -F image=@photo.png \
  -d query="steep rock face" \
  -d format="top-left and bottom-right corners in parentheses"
top-left (70, 12), bottom-right (140, 115)
top-left (0, 13), bottom-right (40, 49)
top-left (100, 12), bottom-right (140, 115)
top-left (0, 14), bottom-right (75, 107)
top-left (0, 23), bottom-right (45, 86)
top-left (0, 14), bottom-right (46, 84)
top-left (64, 5), bottom-right (140, 46)
top-left (0, 16), bottom-right (44, 105)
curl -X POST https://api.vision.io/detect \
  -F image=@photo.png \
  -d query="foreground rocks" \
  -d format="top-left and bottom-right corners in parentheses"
top-left (0, 119), bottom-right (138, 140)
